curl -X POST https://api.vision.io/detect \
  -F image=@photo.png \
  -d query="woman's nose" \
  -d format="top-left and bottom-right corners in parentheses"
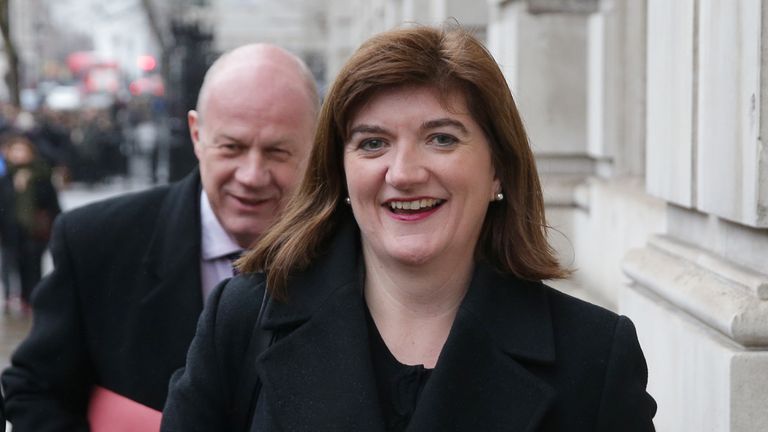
top-left (384, 144), bottom-right (429, 189)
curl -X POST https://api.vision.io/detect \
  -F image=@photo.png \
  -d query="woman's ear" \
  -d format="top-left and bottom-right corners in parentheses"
top-left (491, 176), bottom-right (501, 201)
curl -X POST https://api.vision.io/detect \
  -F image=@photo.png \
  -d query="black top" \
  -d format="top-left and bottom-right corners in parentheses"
top-left (365, 306), bottom-right (433, 432)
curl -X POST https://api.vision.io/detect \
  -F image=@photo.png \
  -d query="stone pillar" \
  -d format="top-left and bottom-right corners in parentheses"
top-left (324, 0), bottom-right (402, 80)
top-left (488, 0), bottom-right (665, 308)
top-left (400, 0), bottom-right (488, 34)
top-left (326, 0), bottom-right (490, 80)
top-left (624, 0), bottom-right (768, 429)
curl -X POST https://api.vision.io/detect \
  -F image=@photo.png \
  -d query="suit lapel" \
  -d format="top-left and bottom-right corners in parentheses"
top-left (140, 170), bottom-right (203, 308)
top-left (136, 171), bottom-right (204, 374)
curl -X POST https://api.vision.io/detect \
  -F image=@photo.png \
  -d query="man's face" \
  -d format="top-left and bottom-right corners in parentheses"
top-left (189, 67), bottom-right (315, 248)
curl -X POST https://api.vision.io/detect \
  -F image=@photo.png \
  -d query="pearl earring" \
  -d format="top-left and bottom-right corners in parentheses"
top-left (495, 192), bottom-right (504, 201)
top-left (344, 197), bottom-right (351, 205)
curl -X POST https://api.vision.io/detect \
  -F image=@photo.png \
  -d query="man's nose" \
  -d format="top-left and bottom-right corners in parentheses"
top-left (235, 151), bottom-right (271, 188)
top-left (384, 143), bottom-right (429, 189)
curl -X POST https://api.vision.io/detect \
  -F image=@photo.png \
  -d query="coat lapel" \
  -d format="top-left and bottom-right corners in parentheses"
top-left (407, 265), bottom-right (556, 431)
top-left (254, 281), bottom-right (385, 432)
top-left (254, 222), bottom-right (386, 431)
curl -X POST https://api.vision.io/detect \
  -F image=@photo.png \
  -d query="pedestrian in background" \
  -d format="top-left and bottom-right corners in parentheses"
top-left (1, 43), bottom-right (318, 432)
top-left (0, 134), bottom-right (60, 313)
top-left (0, 138), bottom-right (14, 309)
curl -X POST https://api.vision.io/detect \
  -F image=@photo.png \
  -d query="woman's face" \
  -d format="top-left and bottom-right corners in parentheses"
top-left (343, 85), bottom-right (499, 268)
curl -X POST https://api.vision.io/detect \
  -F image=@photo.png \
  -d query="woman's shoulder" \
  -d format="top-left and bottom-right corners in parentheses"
top-left (538, 282), bottom-right (641, 355)
top-left (205, 273), bottom-right (270, 368)
top-left (541, 283), bottom-right (618, 322)
top-left (211, 273), bottom-right (267, 327)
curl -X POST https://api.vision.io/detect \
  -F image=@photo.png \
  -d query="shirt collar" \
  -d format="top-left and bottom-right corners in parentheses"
top-left (200, 190), bottom-right (242, 260)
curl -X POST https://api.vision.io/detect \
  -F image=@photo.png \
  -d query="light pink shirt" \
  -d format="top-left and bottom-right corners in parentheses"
top-left (199, 191), bottom-right (242, 302)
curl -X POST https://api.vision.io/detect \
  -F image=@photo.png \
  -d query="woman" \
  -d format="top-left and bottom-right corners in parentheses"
top-left (162, 25), bottom-right (656, 431)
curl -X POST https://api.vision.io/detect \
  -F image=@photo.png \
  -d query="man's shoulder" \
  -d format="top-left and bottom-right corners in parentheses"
top-left (61, 184), bottom-right (173, 230)
top-left (59, 173), bottom-right (198, 236)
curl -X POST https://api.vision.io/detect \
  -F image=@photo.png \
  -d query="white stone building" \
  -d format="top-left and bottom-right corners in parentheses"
top-left (325, 0), bottom-right (768, 430)
top-left (200, 0), bottom-right (330, 85)
top-left (325, 0), bottom-right (488, 80)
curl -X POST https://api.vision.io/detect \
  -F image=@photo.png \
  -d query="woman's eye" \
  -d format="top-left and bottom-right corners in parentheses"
top-left (430, 134), bottom-right (458, 147)
top-left (359, 138), bottom-right (386, 151)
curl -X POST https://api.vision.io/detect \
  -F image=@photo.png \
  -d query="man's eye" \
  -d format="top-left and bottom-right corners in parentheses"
top-left (429, 134), bottom-right (458, 147)
top-left (220, 143), bottom-right (240, 152)
top-left (359, 139), bottom-right (386, 151)
top-left (267, 148), bottom-right (292, 160)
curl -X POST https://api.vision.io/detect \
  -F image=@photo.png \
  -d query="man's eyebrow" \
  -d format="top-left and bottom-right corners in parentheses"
top-left (213, 134), bottom-right (243, 143)
top-left (421, 118), bottom-right (468, 134)
top-left (348, 124), bottom-right (389, 136)
top-left (264, 141), bottom-right (293, 151)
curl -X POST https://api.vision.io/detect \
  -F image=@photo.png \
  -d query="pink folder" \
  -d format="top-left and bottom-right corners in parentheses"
top-left (87, 386), bottom-right (162, 432)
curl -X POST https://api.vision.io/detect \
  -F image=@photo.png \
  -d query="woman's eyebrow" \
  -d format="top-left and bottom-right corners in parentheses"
top-left (421, 118), bottom-right (468, 134)
top-left (348, 124), bottom-right (389, 136)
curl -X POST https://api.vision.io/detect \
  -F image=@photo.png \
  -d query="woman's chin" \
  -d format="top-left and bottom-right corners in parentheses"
top-left (386, 247), bottom-right (439, 268)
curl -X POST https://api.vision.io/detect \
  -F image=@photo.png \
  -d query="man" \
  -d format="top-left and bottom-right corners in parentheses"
top-left (1, 44), bottom-right (318, 431)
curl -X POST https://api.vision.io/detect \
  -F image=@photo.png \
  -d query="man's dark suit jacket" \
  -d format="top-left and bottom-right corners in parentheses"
top-left (161, 219), bottom-right (657, 432)
top-left (2, 171), bottom-right (204, 431)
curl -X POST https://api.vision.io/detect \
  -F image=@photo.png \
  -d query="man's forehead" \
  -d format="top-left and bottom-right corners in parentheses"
top-left (202, 84), bottom-right (313, 126)
top-left (198, 45), bottom-right (316, 113)
top-left (199, 65), bottom-right (312, 119)
top-left (202, 112), bottom-right (307, 148)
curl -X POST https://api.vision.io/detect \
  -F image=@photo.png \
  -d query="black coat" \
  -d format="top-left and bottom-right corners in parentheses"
top-left (2, 171), bottom-right (204, 432)
top-left (162, 221), bottom-right (656, 431)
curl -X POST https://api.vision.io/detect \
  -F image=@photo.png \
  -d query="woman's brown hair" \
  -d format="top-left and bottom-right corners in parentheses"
top-left (240, 24), bottom-right (569, 300)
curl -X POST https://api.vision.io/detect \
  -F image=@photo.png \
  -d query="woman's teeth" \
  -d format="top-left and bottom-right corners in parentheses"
top-left (388, 198), bottom-right (444, 211)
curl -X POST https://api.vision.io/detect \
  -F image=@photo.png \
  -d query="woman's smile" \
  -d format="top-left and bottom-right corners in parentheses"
top-left (383, 197), bottom-right (446, 221)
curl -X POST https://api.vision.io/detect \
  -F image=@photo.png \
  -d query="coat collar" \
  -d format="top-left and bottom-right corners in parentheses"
top-left (255, 220), bottom-right (556, 431)
top-left (259, 217), bottom-right (361, 329)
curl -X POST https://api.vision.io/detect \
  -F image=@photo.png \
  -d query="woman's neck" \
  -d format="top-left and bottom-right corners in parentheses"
top-left (362, 246), bottom-right (474, 368)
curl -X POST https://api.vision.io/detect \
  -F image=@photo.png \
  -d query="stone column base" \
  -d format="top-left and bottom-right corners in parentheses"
top-left (621, 281), bottom-right (768, 431)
